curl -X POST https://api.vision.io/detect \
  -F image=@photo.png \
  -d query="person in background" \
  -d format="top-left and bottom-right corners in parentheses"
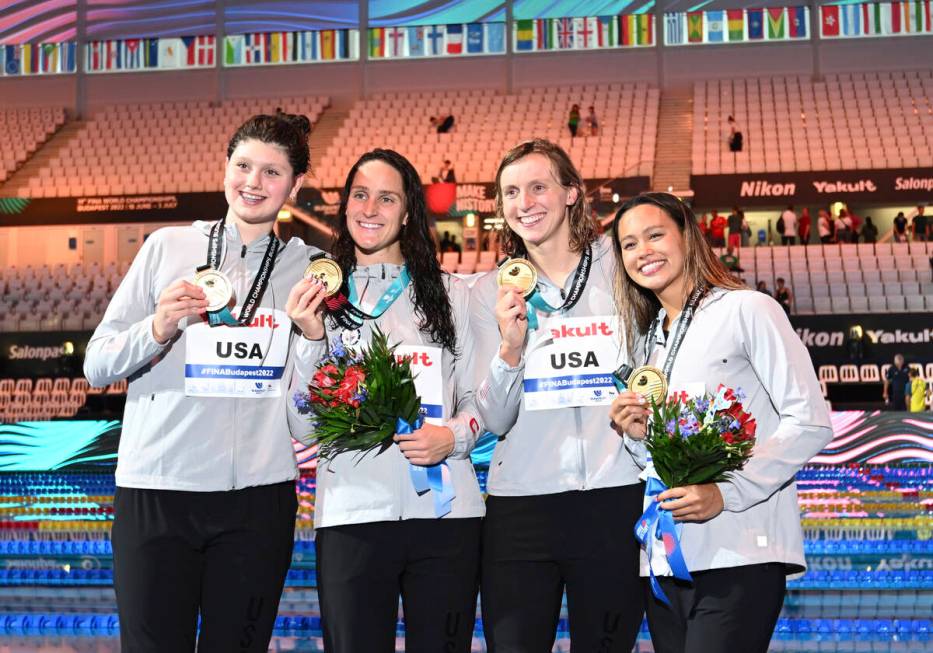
top-left (834, 210), bottom-right (854, 244)
top-left (431, 114), bottom-right (455, 134)
top-left (756, 280), bottom-right (771, 296)
top-left (817, 209), bottom-right (833, 244)
top-left (568, 104), bottom-right (581, 138)
top-left (436, 159), bottom-right (456, 183)
top-left (883, 354), bottom-right (910, 411)
top-left (780, 205), bottom-right (798, 246)
top-left (709, 211), bottom-right (727, 248)
top-left (860, 216), bottom-right (878, 244)
top-left (727, 206), bottom-right (744, 251)
top-left (910, 205), bottom-right (929, 242)
top-left (893, 212), bottom-right (909, 243)
top-left (586, 106), bottom-right (599, 136)
top-left (697, 213), bottom-right (710, 244)
top-left (908, 368), bottom-right (927, 412)
top-left (727, 115), bottom-right (743, 152)
top-left (798, 208), bottom-right (811, 245)
top-left (719, 246), bottom-right (743, 274)
top-left (774, 277), bottom-right (793, 315)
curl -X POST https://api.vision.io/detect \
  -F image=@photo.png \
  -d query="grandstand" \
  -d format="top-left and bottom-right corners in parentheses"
top-left (0, 107), bottom-right (67, 184)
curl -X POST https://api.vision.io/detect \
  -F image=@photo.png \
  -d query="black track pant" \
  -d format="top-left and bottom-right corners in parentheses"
top-left (111, 481), bottom-right (297, 653)
top-left (645, 562), bottom-right (787, 653)
top-left (315, 517), bottom-right (482, 653)
top-left (481, 484), bottom-right (645, 653)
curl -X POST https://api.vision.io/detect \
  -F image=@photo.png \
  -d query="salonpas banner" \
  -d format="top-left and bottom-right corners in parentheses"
top-left (0, 332), bottom-right (89, 377)
top-left (789, 312), bottom-right (933, 368)
top-left (691, 167), bottom-right (933, 206)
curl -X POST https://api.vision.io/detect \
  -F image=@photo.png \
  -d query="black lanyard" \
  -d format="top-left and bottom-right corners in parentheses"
top-left (200, 217), bottom-right (280, 326)
top-left (643, 285), bottom-right (707, 379)
top-left (526, 244), bottom-right (593, 314)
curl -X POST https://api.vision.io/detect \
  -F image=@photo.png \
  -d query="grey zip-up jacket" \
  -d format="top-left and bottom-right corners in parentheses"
top-left (470, 235), bottom-right (643, 496)
top-left (84, 220), bottom-right (325, 491)
top-left (292, 263), bottom-right (486, 528)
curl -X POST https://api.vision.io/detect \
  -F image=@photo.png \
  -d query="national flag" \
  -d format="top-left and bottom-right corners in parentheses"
top-left (767, 7), bottom-right (786, 39)
top-left (4, 44), bottom-right (19, 74)
top-left (906, 0), bottom-right (927, 31)
top-left (446, 23), bottom-right (463, 54)
top-left (621, 14), bottom-right (636, 45)
top-left (62, 42), bottom-right (76, 72)
top-left (321, 29), bottom-right (335, 60)
top-left (386, 26), bottom-right (406, 57)
top-left (598, 15), bottom-right (618, 47)
top-left (39, 43), bottom-right (58, 72)
top-left (467, 23), bottom-right (484, 53)
top-left (666, 13), bottom-right (684, 44)
top-left (577, 16), bottom-right (598, 48)
top-left (789, 6), bottom-right (808, 37)
top-left (408, 26), bottom-right (424, 56)
top-left (516, 19), bottom-right (535, 51)
top-left (557, 17), bottom-right (574, 48)
top-left (123, 39), bottom-right (141, 69)
top-left (300, 31), bottom-right (318, 61)
top-left (225, 34), bottom-right (244, 65)
top-left (487, 21), bottom-right (506, 52)
top-left (841, 3), bottom-right (861, 36)
top-left (245, 33), bottom-right (264, 64)
top-left (279, 31), bottom-right (296, 62)
top-left (107, 40), bottom-right (121, 70)
top-left (426, 25), bottom-right (444, 55)
top-left (888, 1), bottom-right (902, 32)
top-left (821, 5), bottom-right (840, 36)
top-left (747, 8), bottom-right (764, 39)
top-left (269, 32), bottom-right (281, 63)
top-left (369, 27), bottom-right (385, 58)
top-left (21, 43), bottom-right (36, 73)
top-left (707, 10), bottom-right (725, 41)
top-left (637, 13), bottom-right (653, 44)
top-left (534, 18), bottom-right (551, 49)
top-left (194, 35), bottom-right (214, 66)
top-left (687, 11), bottom-right (704, 42)
top-left (727, 9), bottom-right (745, 40)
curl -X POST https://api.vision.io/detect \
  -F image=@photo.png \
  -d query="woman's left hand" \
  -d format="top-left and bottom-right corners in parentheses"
top-left (657, 484), bottom-right (724, 522)
top-left (394, 424), bottom-right (455, 466)
top-left (286, 277), bottom-right (328, 341)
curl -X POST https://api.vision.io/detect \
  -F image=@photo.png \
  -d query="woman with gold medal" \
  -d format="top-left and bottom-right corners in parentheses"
top-left (609, 192), bottom-right (833, 653)
top-left (471, 139), bottom-right (645, 652)
top-left (84, 112), bottom-right (332, 652)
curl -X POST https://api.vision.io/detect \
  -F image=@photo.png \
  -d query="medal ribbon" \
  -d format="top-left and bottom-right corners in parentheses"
top-left (634, 476), bottom-right (693, 606)
top-left (396, 415), bottom-right (455, 518)
top-left (202, 218), bottom-right (280, 327)
top-left (324, 266), bottom-right (411, 330)
top-left (522, 245), bottom-right (592, 330)
top-left (644, 285), bottom-right (706, 378)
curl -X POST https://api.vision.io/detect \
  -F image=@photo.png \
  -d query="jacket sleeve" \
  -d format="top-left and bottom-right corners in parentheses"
top-left (716, 293), bottom-right (833, 513)
top-left (469, 275), bottom-right (526, 437)
top-left (83, 233), bottom-right (168, 387)
top-left (285, 334), bottom-right (329, 447)
top-left (445, 279), bottom-right (483, 459)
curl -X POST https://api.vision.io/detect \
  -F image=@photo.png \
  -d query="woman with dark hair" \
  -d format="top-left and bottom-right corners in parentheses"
top-left (305, 148), bottom-right (484, 653)
top-left (471, 139), bottom-right (645, 652)
top-left (84, 112), bottom-right (330, 651)
top-left (608, 192), bottom-right (833, 653)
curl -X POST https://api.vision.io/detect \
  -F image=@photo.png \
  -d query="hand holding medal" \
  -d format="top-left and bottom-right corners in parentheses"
top-left (494, 258), bottom-right (536, 366)
top-left (152, 279), bottom-right (210, 345)
top-left (609, 364), bottom-right (669, 440)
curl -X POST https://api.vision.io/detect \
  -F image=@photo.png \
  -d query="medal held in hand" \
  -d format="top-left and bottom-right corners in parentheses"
top-left (304, 257), bottom-right (343, 297)
top-left (194, 268), bottom-right (234, 312)
top-left (613, 364), bottom-right (669, 404)
top-left (496, 258), bottom-right (537, 298)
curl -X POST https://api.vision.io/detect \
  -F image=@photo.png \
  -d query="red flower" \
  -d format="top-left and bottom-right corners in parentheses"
top-left (723, 432), bottom-right (735, 444)
top-left (742, 418), bottom-right (757, 438)
top-left (313, 364), bottom-right (340, 389)
top-left (723, 388), bottom-right (736, 402)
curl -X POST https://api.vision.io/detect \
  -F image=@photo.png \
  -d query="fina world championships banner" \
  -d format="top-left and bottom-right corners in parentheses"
top-left (691, 167), bottom-right (933, 206)
top-left (789, 312), bottom-right (932, 368)
top-left (0, 193), bottom-right (228, 227)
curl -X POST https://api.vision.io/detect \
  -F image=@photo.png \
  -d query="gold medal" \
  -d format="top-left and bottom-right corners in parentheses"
top-left (626, 365), bottom-right (668, 404)
top-left (304, 258), bottom-right (343, 297)
top-left (193, 268), bottom-right (233, 312)
top-left (496, 258), bottom-right (537, 297)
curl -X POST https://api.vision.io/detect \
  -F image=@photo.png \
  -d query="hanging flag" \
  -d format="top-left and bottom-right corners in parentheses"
top-left (687, 11), bottom-right (704, 42)
top-left (62, 42), bottom-right (76, 72)
top-left (244, 33), bottom-right (264, 64)
top-left (556, 17), bottom-right (574, 48)
top-left (707, 10), bottom-right (725, 42)
top-left (408, 26), bottom-right (424, 56)
top-left (841, 3), bottom-right (862, 36)
top-left (767, 7), bottom-right (786, 39)
top-left (666, 14), bottom-right (684, 44)
top-left (4, 44), bottom-right (19, 74)
top-left (747, 8), bottom-right (764, 39)
top-left (637, 13), bottom-right (653, 44)
top-left (446, 24), bottom-right (463, 54)
top-left (727, 9), bottom-right (745, 40)
top-left (225, 34), bottom-right (243, 65)
top-left (123, 39), bottom-right (141, 69)
top-left (789, 6), bottom-right (808, 37)
top-left (598, 16), bottom-right (618, 47)
top-left (575, 17), bottom-right (597, 48)
top-left (198, 35), bottom-right (214, 66)
top-left (386, 26), bottom-right (406, 57)
top-left (369, 28), bottom-right (385, 58)
top-left (534, 18), bottom-right (549, 49)
top-left (888, 1), bottom-right (902, 32)
top-left (821, 5), bottom-right (840, 36)
top-left (321, 30), bottom-right (335, 60)
top-left (39, 43), bottom-right (57, 73)
top-left (487, 22), bottom-right (506, 53)
top-left (426, 25), bottom-right (444, 55)
top-left (621, 14), bottom-right (635, 45)
top-left (906, 0), bottom-right (926, 31)
top-left (467, 23), bottom-right (484, 53)
top-left (300, 31), bottom-right (318, 61)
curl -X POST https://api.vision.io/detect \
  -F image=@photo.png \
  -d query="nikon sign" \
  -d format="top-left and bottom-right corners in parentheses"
top-left (691, 168), bottom-right (933, 206)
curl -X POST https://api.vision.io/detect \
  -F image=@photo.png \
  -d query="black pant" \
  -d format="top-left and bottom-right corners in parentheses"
top-left (111, 482), bottom-right (297, 653)
top-left (781, 235), bottom-right (796, 245)
top-left (645, 562), bottom-right (786, 653)
top-left (316, 518), bottom-right (481, 653)
top-left (481, 484), bottom-right (645, 653)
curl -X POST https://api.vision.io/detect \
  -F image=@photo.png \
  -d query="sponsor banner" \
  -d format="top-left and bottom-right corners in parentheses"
top-left (0, 332), bottom-right (89, 377)
top-left (0, 193), bottom-right (228, 226)
top-left (789, 312), bottom-right (932, 368)
top-left (691, 168), bottom-right (933, 206)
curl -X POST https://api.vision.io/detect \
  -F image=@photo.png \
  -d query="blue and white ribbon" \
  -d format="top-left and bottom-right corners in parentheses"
top-left (396, 415), bottom-right (455, 518)
top-left (634, 476), bottom-right (693, 606)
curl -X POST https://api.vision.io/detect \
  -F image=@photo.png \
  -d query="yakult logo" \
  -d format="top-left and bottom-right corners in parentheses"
top-left (246, 314), bottom-right (280, 329)
top-left (550, 321), bottom-right (614, 339)
top-left (397, 352), bottom-right (434, 367)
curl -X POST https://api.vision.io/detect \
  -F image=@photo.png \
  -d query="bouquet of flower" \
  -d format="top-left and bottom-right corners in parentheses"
top-left (646, 385), bottom-right (756, 489)
top-left (294, 327), bottom-right (421, 460)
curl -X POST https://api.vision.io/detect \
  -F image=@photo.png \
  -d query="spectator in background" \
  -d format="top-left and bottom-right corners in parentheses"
top-left (448, 234), bottom-right (462, 254)
top-left (799, 208), bottom-right (812, 245)
top-left (779, 205), bottom-right (798, 245)
top-left (709, 211), bottom-right (727, 248)
top-left (861, 216), bottom-right (878, 243)
top-left (756, 280), bottom-right (770, 296)
top-left (430, 114), bottom-right (455, 134)
top-left (697, 213), bottom-right (710, 243)
top-left (586, 106), bottom-right (599, 136)
top-left (568, 104), bottom-right (581, 138)
top-left (440, 231), bottom-right (453, 252)
top-left (883, 354), bottom-right (910, 411)
top-left (719, 246), bottom-right (743, 273)
top-left (774, 277), bottom-right (793, 315)
top-left (908, 368), bottom-right (927, 412)
top-left (727, 206), bottom-right (744, 250)
top-left (818, 209), bottom-right (833, 244)
top-left (741, 212), bottom-right (752, 247)
top-left (435, 159), bottom-right (456, 183)
top-left (727, 115), bottom-right (743, 152)
top-left (893, 212), bottom-right (909, 243)
top-left (910, 205), bottom-right (929, 242)
top-left (834, 210), bottom-right (854, 244)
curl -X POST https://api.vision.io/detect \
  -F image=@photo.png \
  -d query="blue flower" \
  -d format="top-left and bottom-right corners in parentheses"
top-left (729, 419), bottom-right (741, 430)
top-left (665, 419), bottom-right (677, 433)
top-left (680, 422), bottom-right (699, 438)
top-left (695, 397), bottom-right (710, 413)
top-left (735, 388), bottom-right (747, 402)
top-left (352, 388), bottom-right (369, 404)
top-left (330, 340), bottom-right (347, 359)
top-left (293, 391), bottom-right (313, 415)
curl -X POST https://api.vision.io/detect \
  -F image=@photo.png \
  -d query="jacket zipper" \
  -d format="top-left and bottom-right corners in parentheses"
top-left (231, 241), bottom-right (250, 490)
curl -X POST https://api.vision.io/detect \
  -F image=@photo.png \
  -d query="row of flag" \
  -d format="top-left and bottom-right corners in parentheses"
top-left (2, 42), bottom-right (77, 76)
top-left (820, 1), bottom-right (933, 38)
top-left (85, 36), bottom-right (215, 72)
top-left (369, 23), bottom-right (506, 58)
top-left (514, 15), bottom-right (655, 51)
top-left (665, 7), bottom-right (809, 45)
top-left (225, 30), bottom-right (358, 66)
